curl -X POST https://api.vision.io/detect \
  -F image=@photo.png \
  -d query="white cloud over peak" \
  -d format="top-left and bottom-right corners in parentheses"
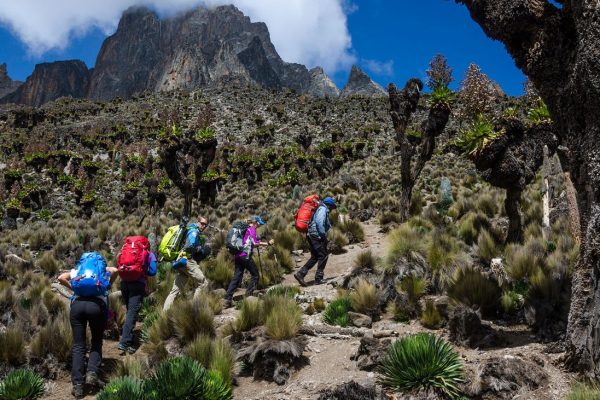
top-left (0, 0), bottom-right (355, 74)
top-left (363, 59), bottom-right (394, 76)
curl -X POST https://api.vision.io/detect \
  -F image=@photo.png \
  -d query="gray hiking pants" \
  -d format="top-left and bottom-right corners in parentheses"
top-left (163, 258), bottom-right (207, 311)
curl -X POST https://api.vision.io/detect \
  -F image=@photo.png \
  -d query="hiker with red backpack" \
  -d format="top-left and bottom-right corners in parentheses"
top-left (224, 215), bottom-right (274, 308)
top-left (294, 196), bottom-right (337, 286)
top-left (115, 236), bottom-right (157, 354)
top-left (58, 252), bottom-right (118, 399)
top-left (162, 216), bottom-right (211, 311)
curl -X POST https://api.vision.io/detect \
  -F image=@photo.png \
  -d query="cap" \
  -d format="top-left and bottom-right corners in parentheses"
top-left (252, 215), bottom-right (265, 225)
top-left (323, 197), bottom-right (337, 209)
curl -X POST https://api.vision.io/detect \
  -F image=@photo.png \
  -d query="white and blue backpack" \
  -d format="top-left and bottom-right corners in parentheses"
top-left (71, 252), bottom-right (110, 297)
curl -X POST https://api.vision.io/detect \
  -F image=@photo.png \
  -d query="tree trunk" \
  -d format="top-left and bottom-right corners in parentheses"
top-left (564, 171), bottom-right (581, 245)
top-left (398, 183), bottom-right (413, 223)
top-left (505, 187), bottom-right (523, 244)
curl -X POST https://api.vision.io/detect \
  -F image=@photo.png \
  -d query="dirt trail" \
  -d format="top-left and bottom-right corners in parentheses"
top-left (43, 220), bottom-right (574, 399)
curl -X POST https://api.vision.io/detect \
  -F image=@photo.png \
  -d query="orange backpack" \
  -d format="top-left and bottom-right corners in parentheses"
top-left (294, 195), bottom-right (320, 233)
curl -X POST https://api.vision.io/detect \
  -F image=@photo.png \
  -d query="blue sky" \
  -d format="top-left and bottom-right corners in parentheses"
top-left (0, 0), bottom-right (526, 95)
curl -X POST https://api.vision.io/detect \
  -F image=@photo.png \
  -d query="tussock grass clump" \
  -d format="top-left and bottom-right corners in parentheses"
top-left (112, 355), bottom-right (145, 379)
top-left (476, 229), bottom-right (499, 264)
top-left (322, 297), bottom-right (352, 327)
top-left (185, 334), bottom-right (214, 368)
top-left (339, 219), bottom-right (365, 243)
top-left (385, 225), bottom-right (427, 270)
top-left (265, 285), bottom-right (300, 299)
top-left (420, 300), bottom-right (442, 329)
top-left (328, 227), bottom-right (349, 254)
top-left (170, 298), bottom-right (215, 344)
top-left (378, 333), bottom-right (464, 399)
top-left (270, 245), bottom-right (294, 273)
top-left (0, 327), bottom-right (26, 365)
top-left (30, 311), bottom-right (72, 363)
top-left (397, 275), bottom-right (427, 305)
top-left (475, 193), bottom-right (497, 217)
top-left (37, 250), bottom-right (61, 275)
top-left (265, 296), bottom-right (303, 340)
top-left (0, 369), bottom-right (45, 400)
top-left (210, 339), bottom-right (236, 386)
top-left (349, 279), bottom-right (378, 316)
top-left (313, 298), bottom-right (326, 312)
top-left (501, 290), bottom-right (525, 314)
top-left (97, 376), bottom-right (145, 400)
top-left (505, 243), bottom-right (542, 282)
top-left (457, 211), bottom-right (490, 245)
top-left (204, 250), bottom-right (234, 289)
top-left (379, 211), bottom-right (402, 225)
top-left (234, 297), bottom-right (264, 332)
top-left (353, 250), bottom-right (377, 272)
top-left (567, 382), bottom-right (600, 400)
top-left (448, 266), bottom-right (501, 317)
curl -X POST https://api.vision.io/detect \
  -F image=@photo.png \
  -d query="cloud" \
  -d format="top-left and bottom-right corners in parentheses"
top-left (0, 0), bottom-right (355, 74)
top-left (363, 59), bottom-right (394, 76)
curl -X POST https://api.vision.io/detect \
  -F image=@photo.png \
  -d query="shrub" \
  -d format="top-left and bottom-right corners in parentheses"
top-left (328, 227), bottom-right (349, 254)
top-left (97, 376), bottom-right (145, 400)
top-left (349, 279), bottom-right (378, 316)
top-left (0, 327), bottom-right (26, 365)
top-left (0, 369), bottom-right (45, 400)
top-left (378, 333), bottom-right (464, 399)
top-left (567, 382), bottom-right (600, 400)
top-left (501, 290), bottom-right (524, 314)
top-left (338, 219), bottom-right (365, 244)
top-left (170, 298), bottom-right (215, 344)
top-left (234, 297), bottom-right (264, 332)
top-left (447, 266), bottom-right (501, 317)
top-left (210, 339), bottom-right (235, 386)
top-left (420, 300), bottom-right (442, 329)
top-left (265, 296), bottom-right (303, 340)
top-left (322, 297), bottom-right (352, 327)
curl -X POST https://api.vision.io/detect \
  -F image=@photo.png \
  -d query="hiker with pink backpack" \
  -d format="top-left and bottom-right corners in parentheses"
top-left (115, 235), bottom-right (157, 354)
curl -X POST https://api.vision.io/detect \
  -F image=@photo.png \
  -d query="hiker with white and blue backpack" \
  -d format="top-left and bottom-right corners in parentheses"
top-left (161, 216), bottom-right (211, 311)
top-left (57, 252), bottom-right (117, 399)
top-left (223, 215), bottom-right (274, 308)
top-left (115, 236), bottom-right (157, 354)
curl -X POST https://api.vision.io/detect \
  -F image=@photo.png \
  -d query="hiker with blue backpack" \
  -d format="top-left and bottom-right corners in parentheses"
top-left (115, 236), bottom-right (157, 354)
top-left (57, 252), bottom-right (117, 399)
top-left (224, 215), bottom-right (274, 308)
top-left (294, 196), bottom-right (337, 286)
top-left (162, 216), bottom-right (211, 311)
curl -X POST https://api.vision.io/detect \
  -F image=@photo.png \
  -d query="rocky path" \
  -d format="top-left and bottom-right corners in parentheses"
top-left (43, 220), bottom-right (575, 399)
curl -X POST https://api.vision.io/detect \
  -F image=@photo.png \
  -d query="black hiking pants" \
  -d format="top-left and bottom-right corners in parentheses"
top-left (225, 257), bottom-right (259, 301)
top-left (298, 235), bottom-right (329, 281)
top-left (70, 297), bottom-right (107, 385)
top-left (119, 281), bottom-right (146, 348)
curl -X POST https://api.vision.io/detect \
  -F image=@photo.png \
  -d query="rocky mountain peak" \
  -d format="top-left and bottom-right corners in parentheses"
top-left (0, 63), bottom-right (23, 100)
top-left (340, 65), bottom-right (386, 98)
top-left (308, 67), bottom-right (340, 97)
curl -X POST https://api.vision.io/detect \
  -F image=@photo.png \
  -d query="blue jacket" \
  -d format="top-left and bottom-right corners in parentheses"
top-left (183, 224), bottom-right (210, 262)
top-left (308, 204), bottom-right (331, 240)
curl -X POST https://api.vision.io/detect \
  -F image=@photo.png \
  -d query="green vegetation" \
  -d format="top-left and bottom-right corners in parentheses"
top-left (0, 369), bottom-right (45, 400)
top-left (455, 114), bottom-right (501, 155)
top-left (378, 333), bottom-right (464, 399)
top-left (322, 297), bottom-right (352, 327)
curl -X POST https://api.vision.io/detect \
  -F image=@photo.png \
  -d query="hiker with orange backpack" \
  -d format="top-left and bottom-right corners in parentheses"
top-left (115, 236), bottom-right (157, 354)
top-left (58, 252), bottom-right (118, 398)
top-left (223, 215), bottom-right (274, 308)
top-left (294, 196), bottom-right (337, 286)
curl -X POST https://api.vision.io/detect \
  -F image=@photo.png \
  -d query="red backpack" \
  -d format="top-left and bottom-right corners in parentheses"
top-left (117, 236), bottom-right (150, 282)
top-left (294, 195), bottom-right (320, 233)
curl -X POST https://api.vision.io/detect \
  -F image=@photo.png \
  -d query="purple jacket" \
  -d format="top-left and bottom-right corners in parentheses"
top-left (236, 225), bottom-right (260, 259)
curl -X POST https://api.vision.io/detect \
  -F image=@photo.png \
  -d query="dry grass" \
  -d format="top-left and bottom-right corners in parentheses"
top-left (265, 296), bottom-right (302, 340)
top-left (170, 298), bottom-right (215, 344)
top-left (349, 278), bottom-right (378, 316)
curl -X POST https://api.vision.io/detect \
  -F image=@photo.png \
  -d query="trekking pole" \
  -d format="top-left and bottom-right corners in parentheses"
top-left (272, 250), bottom-right (283, 282)
top-left (256, 247), bottom-right (265, 289)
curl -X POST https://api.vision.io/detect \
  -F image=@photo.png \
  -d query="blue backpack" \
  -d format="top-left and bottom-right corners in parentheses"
top-left (71, 252), bottom-right (110, 297)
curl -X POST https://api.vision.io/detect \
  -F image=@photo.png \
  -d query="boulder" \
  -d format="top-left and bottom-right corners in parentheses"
top-left (348, 311), bottom-right (372, 328)
top-left (351, 336), bottom-right (391, 371)
top-left (448, 305), bottom-right (499, 348)
top-left (318, 381), bottom-right (384, 400)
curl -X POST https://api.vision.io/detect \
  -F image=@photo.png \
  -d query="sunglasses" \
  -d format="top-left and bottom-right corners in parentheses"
top-left (199, 222), bottom-right (208, 226)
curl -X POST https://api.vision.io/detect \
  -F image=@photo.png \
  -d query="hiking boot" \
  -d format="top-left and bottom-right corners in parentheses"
top-left (314, 277), bottom-right (324, 285)
top-left (117, 343), bottom-right (136, 354)
top-left (85, 371), bottom-right (103, 387)
top-left (223, 299), bottom-right (233, 309)
top-left (294, 273), bottom-right (307, 287)
top-left (72, 384), bottom-right (84, 399)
